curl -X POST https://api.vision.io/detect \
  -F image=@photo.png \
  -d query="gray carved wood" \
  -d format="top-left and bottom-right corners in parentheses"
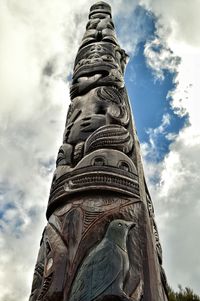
top-left (29, 2), bottom-right (169, 301)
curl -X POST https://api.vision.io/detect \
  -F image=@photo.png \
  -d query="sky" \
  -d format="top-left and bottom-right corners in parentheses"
top-left (0, 0), bottom-right (200, 300)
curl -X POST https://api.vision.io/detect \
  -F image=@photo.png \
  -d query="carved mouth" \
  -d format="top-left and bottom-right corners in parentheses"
top-left (73, 63), bottom-right (117, 81)
top-left (73, 69), bottom-right (110, 83)
top-left (48, 169), bottom-right (140, 208)
top-left (65, 172), bottom-right (139, 192)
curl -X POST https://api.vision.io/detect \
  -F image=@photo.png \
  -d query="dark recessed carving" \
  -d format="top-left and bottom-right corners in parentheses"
top-left (56, 144), bottom-right (73, 166)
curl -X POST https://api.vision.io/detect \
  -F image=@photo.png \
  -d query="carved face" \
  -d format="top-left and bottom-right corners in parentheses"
top-left (105, 219), bottom-right (135, 249)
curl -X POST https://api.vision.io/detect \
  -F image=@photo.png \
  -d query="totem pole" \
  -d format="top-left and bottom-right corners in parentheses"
top-left (29, 2), bottom-right (168, 301)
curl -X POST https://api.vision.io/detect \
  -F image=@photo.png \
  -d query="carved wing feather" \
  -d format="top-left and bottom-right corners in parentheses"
top-left (69, 239), bottom-right (123, 301)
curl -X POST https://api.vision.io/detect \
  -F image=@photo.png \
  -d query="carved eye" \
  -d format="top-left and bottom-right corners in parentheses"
top-left (118, 223), bottom-right (122, 227)
top-left (58, 149), bottom-right (65, 155)
top-left (92, 157), bottom-right (105, 166)
top-left (118, 161), bottom-right (130, 172)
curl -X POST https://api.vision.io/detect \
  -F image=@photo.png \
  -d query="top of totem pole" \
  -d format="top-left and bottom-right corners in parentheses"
top-left (89, 1), bottom-right (112, 18)
top-left (47, 0), bottom-right (138, 218)
top-left (89, 1), bottom-right (111, 19)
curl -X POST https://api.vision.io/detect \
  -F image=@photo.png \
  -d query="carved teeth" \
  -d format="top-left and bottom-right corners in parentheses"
top-left (69, 174), bottom-right (139, 195)
top-left (77, 73), bottom-right (102, 82)
top-left (77, 76), bottom-right (88, 82)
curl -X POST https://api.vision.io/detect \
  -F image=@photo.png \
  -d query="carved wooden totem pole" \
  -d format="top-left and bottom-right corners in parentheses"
top-left (29, 2), bottom-right (168, 301)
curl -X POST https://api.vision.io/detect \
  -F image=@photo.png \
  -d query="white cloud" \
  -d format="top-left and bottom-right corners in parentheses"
top-left (140, 0), bottom-right (200, 129)
top-left (140, 0), bottom-right (200, 294)
top-left (0, 1), bottom-right (93, 300)
top-left (142, 113), bottom-right (171, 161)
top-left (144, 37), bottom-right (180, 80)
top-left (0, 1), bottom-right (141, 300)
top-left (143, 126), bottom-right (200, 294)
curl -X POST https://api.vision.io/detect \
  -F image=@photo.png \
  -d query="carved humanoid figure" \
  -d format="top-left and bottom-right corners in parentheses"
top-left (29, 2), bottom-right (168, 301)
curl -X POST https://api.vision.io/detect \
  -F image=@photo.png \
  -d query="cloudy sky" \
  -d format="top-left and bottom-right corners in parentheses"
top-left (0, 0), bottom-right (200, 300)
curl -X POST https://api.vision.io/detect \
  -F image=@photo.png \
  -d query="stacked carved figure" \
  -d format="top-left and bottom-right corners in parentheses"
top-left (29, 2), bottom-right (168, 301)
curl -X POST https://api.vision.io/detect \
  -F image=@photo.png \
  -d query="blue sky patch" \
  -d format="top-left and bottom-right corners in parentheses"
top-left (114, 5), bottom-right (188, 161)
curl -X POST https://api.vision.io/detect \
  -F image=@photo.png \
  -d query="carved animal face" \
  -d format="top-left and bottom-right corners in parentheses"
top-left (105, 219), bottom-right (135, 250)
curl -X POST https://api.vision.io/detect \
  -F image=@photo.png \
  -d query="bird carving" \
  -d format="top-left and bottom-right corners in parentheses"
top-left (68, 219), bottom-right (135, 301)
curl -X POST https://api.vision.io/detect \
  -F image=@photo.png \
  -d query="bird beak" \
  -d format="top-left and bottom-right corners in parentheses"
top-left (126, 221), bottom-right (136, 230)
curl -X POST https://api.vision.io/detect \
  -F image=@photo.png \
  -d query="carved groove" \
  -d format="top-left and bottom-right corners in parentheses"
top-left (85, 125), bottom-right (133, 154)
top-left (37, 274), bottom-right (53, 300)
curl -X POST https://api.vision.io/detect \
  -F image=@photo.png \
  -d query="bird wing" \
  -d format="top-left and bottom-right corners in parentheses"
top-left (69, 239), bottom-right (123, 301)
